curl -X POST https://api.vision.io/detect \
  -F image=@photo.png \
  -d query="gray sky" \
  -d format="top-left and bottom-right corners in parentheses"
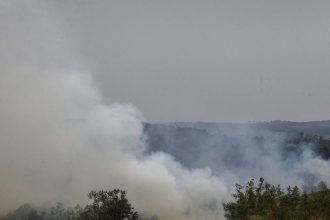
top-left (5, 0), bottom-right (330, 122)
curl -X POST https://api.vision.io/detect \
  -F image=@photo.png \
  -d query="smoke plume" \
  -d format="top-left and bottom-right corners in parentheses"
top-left (1, 1), bottom-right (330, 220)
top-left (0, 1), bottom-right (228, 219)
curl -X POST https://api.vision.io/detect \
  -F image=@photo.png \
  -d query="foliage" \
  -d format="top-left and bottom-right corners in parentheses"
top-left (223, 178), bottom-right (330, 220)
top-left (79, 189), bottom-right (140, 220)
top-left (0, 203), bottom-right (80, 220)
top-left (0, 190), bottom-right (139, 220)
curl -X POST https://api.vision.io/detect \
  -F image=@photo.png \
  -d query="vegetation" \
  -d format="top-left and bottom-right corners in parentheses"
top-left (223, 178), bottom-right (330, 220)
top-left (0, 203), bottom-right (81, 220)
top-left (2, 180), bottom-right (330, 220)
top-left (79, 189), bottom-right (139, 220)
top-left (0, 189), bottom-right (139, 220)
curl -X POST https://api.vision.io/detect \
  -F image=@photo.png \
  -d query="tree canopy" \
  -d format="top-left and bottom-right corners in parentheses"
top-left (223, 178), bottom-right (330, 220)
top-left (0, 190), bottom-right (139, 220)
top-left (79, 189), bottom-right (140, 220)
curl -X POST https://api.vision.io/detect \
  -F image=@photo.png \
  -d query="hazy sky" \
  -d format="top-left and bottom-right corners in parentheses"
top-left (4, 0), bottom-right (330, 122)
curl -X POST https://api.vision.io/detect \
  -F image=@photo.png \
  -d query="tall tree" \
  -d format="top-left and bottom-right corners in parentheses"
top-left (79, 189), bottom-right (139, 220)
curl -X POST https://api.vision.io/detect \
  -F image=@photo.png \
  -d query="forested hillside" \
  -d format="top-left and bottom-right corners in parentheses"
top-left (144, 121), bottom-right (330, 170)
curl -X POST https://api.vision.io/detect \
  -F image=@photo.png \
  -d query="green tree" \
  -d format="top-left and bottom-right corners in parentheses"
top-left (79, 189), bottom-right (139, 220)
top-left (223, 178), bottom-right (330, 220)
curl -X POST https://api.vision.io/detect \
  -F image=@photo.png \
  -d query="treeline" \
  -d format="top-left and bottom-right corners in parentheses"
top-left (223, 178), bottom-right (330, 220)
top-left (0, 190), bottom-right (140, 220)
top-left (0, 203), bottom-right (81, 220)
top-left (289, 132), bottom-right (330, 159)
top-left (2, 179), bottom-right (330, 220)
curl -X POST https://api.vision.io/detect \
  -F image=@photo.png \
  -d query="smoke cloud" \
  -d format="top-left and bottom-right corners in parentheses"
top-left (0, 67), bottom-right (229, 220)
top-left (0, 1), bottom-right (228, 219)
top-left (1, 1), bottom-right (330, 220)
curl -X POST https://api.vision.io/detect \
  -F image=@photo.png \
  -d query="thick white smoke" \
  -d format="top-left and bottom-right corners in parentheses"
top-left (1, 1), bottom-right (330, 220)
top-left (0, 2), bottom-right (229, 219)
top-left (0, 68), bottom-right (230, 219)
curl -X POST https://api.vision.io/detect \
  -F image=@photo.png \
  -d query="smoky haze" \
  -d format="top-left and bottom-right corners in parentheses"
top-left (1, 1), bottom-right (330, 220)
top-left (54, 0), bottom-right (330, 122)
top-left (1, 1), bottom-right (227, 219)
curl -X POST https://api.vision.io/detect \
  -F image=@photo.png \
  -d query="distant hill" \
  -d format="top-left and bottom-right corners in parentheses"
top-left (143, 121), bottom-right (330, 173)
top-left (166, 120), bottom-right (330, 137)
